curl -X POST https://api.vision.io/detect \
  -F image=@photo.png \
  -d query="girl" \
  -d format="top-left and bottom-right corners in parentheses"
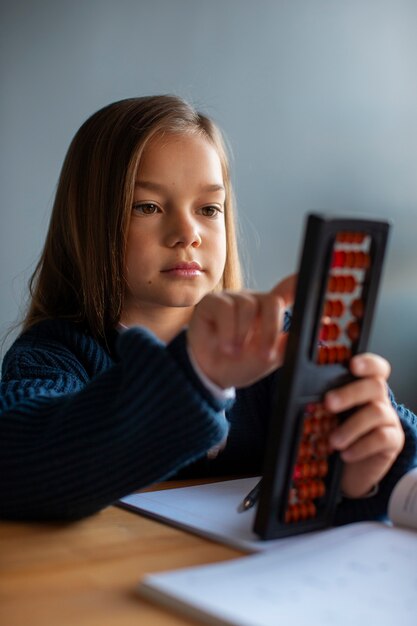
top-left (0, 95), bottom-right (415, 521)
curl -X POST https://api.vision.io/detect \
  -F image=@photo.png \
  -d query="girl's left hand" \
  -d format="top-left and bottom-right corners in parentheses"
top-left (326, 353), bottom-right (405, 498)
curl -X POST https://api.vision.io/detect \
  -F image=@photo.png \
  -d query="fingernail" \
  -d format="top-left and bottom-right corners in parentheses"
top-left (352, 356), bottom-right (365, 374)
top-left (326, 392), bottom-right (340, 411)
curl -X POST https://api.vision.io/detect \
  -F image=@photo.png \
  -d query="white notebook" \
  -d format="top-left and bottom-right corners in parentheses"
top-left (119, 470), bottom-right (417, 626)
top-left (119, 469), bottom-right (417, 553)
top-left (139, 521), bottom-right (417, 626)
top-left (120, 476), bottom-right (297, 552)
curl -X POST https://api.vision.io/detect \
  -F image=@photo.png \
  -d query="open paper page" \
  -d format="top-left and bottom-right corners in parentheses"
top-left (140, 522), bottom-right (417, 626)
top-left (120, 477), bottom-right (325, 553)
top-left (120, 477), bottom-right (278, 552)
top-left (388, 468), bottom-right (417, 530)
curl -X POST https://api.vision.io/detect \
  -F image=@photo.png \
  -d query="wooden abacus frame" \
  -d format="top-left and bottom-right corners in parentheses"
top-left (254, 213), bottom-right (390, 539)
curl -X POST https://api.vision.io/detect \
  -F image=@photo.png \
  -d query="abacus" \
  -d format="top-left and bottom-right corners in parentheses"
top-left (254, 213), bottom-right (390, 539)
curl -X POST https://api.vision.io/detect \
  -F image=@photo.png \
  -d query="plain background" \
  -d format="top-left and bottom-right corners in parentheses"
top-left (1, 0), bottom-right (417, 409)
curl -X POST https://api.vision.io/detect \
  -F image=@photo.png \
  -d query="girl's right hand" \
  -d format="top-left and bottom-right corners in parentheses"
top-left (187, 275), bottom-right (295, 389)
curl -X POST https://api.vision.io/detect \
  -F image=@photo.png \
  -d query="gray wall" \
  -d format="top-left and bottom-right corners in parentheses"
top-left (1, 0), bottom-right (417, 409)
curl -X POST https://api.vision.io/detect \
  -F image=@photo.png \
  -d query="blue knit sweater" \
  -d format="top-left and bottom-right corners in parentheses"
top-left (1, 319), bottom-right (416, 523)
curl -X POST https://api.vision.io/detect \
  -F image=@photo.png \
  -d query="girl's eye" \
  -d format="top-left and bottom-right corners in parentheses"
top-left (200, 205), bottom-right (222, 218)
top-left (132, 203), bottom-right (160, 215)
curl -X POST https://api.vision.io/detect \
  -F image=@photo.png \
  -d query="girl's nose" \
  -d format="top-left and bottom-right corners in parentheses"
top-left (165, 215), bottom-right (202, 248)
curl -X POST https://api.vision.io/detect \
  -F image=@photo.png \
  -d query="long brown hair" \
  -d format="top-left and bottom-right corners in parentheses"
top-left (22, 96), bottom-right (243, 340)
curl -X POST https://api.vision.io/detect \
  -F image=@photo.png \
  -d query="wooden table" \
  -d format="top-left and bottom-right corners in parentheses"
top-left (0, 481), bottom-right (243, 626)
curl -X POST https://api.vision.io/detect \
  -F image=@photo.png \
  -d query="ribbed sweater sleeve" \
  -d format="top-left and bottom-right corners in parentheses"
top-left (0, 323), bottom-right (230, 521)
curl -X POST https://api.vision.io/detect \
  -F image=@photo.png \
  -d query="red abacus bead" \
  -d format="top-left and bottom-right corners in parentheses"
top-left (316, 480), bottom-right (326, 498)
top-left (317, 346), bottom-right (328, 364)
top-left (328, 276), bottom-right (338, 293)
top-left (336, 275), bottom-right (345, 292)
top-left (332, 250), bottom-right (346, 268)
top-left (300, 440), bottom-right (314, 459)
top-left (323, 300), bottom-right (333, 316)
top-left (308, 501), bottom-right (317, 518)
top-left (353, 231), bottom-right (366, 244)
top-left (298, 482), bottom-right (310, 501)
top-left (298, 441), bottom-right (307, 459)
top-left (319, 324), bottom-right (329, 341)
top-left (346, 320), bottom-right (361, 342)
top-left (354, 251), bottom-right (365, 268)
top-left (318, 459), bottom-right (329, 477)
top-left (299, 502), bottom-right (310, 520)
top-left (345, 275), bottom-right (356, 292)
top-left (334, 299), bottom-right (345, 317)
top-left (293, 464), bottom-right (302, 480)
top-left (351, 298), bottom-right (364, 318)
top-left (327, 346), bottom-right (338, 364)
top-left (302, 417), bottom-right (313, 435)
top-left (345, 251), bottom-right (355, 268)
top-left (336, 345), bottom-right (348, 362)
top-left (329, 323), bottom-right (340, 341)
top-left (289, 504), bottom-right (300, 523)
top-left (309, 460), bottom-right (319, 478)
top-left (308, 480), bottom-right (319, 499)
top-left (302, 462), bottom-right (311, 478)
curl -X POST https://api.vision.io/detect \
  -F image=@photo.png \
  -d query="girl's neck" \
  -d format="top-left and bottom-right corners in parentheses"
top-left (119, 305), bottom-right (194, 343)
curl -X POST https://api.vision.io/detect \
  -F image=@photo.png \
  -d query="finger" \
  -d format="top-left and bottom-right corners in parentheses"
top-left (325, 376), bottom-right (388, 413)
top-left (350, 353), bottom-right (391, 380)
top-left (338, 425), bottom-right (404, 463)
top-left (329, 401), bottom-right (399, 450)
top-left (199, 292), bottom-right (239, 354)
top-left (341, 456), bottom-right (395, 498)
top-left (256, 293), bottom-right (283, 359)
top-left (232, 293), bottom-right (259, 351)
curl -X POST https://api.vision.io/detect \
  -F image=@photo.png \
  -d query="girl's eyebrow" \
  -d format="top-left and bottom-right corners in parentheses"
top-left (135, 180), bottom-right (225, 193)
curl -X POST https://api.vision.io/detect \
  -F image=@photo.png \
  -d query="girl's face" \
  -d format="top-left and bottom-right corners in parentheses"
top-left (122, 132), bottom-right (227, 330)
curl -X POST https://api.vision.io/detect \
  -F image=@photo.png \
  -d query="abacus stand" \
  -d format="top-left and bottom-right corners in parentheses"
top-left (254, 213), bottom-right (390, 540)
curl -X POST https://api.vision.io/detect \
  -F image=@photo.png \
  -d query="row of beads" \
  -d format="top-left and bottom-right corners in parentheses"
top-left (317, 231), bottom-right (371, 366)
top-left (332, 250), bottom-right (370, 269)
top-left (327, 274), bottom-right (357, 293)
top-left (284, 403), bottom-right (336, 523)
top-left (323, 298), bottom-right (364, 319)
top-left (319, 319), bottom-right (362, 343)
top-left (335, 231), bottom-right (366, 244)
top-left (293, 459), bottom-right (329, 480)
top-left (285, 501), bottom-right (317, 523)
top-left (298, 437), bottom-right (331, 459)
top-left (317, 344), bottom-right (352, 364)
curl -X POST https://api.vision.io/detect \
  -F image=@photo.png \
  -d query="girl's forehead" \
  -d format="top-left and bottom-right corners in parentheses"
top-left (136, 132), bottom-right (224, 183)
top-left (141, 131), bottom-right (218, 158)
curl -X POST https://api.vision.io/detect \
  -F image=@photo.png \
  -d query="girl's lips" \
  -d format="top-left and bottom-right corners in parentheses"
top-left (161, 263), bottom-right (203, 278)
top-left (162, 261), bottom-right (203, 278)
top-left (162, 262), bottom-right (202, 271)
top-left (162, 261), bottom-right (202, 278)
